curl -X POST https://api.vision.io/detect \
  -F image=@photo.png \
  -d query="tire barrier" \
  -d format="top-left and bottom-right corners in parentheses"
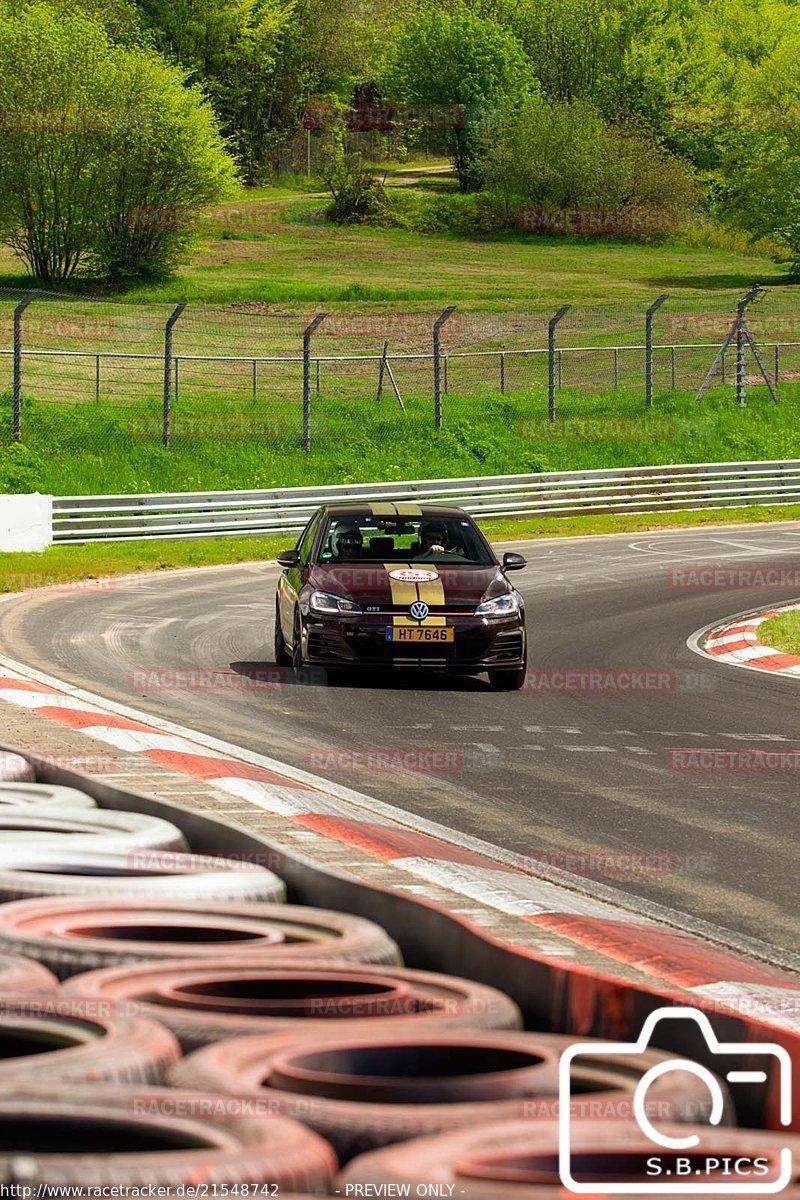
top-left (170, 1028), bottom-right (733, 1162)
top-left (0, 751), bottom-right (34, 782)
top-left (0, 898), bottom-right (402, 979)
top-left (0, 782), bottom-right (97, 811)
top-left (0, 848), bottom-right (286, 905)
top-left (0, 810), bottom-right (188, 852)
top-left (0, 996), bottom-right (180, 1084)
top-left (0, 1087), bottom-right (338, 1192)
top-left (0, 952), bottom-right (58, 995)
top-left (337, 1118), bottom-right (800, 1198)
top-left (63, 960), bottom-right (522, 1049)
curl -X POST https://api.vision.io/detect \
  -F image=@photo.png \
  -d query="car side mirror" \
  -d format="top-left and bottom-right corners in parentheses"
top-left (277, 549), bottom-right (300, 568)
top-left (502, 552), bottom-right (527, 572)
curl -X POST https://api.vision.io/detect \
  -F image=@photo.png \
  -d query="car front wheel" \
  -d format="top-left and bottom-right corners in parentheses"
top-left (488, 665), bottom-right (527, 691)
top-left (292, 609), bottom-right (305, 673)
top-left (274, 600), bottom-right (291, 667)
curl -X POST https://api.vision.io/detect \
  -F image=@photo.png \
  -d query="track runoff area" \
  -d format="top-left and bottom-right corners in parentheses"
top-left (1, 518), bottom-right (800, 1193)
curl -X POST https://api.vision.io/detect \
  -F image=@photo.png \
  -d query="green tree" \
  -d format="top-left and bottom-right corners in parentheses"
top-left (0, 2), bottom-right (236, 283)
top-left (93, 50), bottom-right (238, 278)
top-left (0, 4), bottom-right (117, 281)
top-left (717, 30), bottom-right (800, 273)
top-left (383, 6), bottom-right (534, 192)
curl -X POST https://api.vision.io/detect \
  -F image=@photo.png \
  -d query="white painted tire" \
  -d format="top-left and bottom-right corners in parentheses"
top-left (0, 810), bottom-right (188, 852)
top-left (0, 782), bottom-right (97, 812)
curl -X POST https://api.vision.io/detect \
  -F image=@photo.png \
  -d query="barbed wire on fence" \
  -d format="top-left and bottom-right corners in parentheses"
top-left (1, 285), bottom-right (798, 453)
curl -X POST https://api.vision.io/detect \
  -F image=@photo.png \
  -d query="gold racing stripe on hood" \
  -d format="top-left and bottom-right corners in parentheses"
top-left (385, 562), bottom-right (447, 665)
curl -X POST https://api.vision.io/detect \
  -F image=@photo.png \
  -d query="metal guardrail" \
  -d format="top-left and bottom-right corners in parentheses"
top-left (51, 459), bottom-right (800, 543)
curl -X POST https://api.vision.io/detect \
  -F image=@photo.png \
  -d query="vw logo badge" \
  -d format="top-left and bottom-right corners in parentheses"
top-left (410, 600), bottom-right (429, 622)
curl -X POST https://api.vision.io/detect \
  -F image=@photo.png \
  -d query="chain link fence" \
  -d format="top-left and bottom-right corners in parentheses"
top-left (1, 286), bottom-right (798, 456)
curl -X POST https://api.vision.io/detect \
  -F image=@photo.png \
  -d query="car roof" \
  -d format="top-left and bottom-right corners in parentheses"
top-left (321, 503), bottom-right (470, 519)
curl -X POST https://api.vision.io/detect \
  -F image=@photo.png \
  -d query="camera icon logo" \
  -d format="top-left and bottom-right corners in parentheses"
top-left (558, 1006), bottom-right (792, 1194)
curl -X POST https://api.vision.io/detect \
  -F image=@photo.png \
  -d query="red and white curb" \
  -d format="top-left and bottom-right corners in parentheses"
top-left (690, 601), bottom-right (800, 676)
top-left (2, 649), bottom-right (800, 1023)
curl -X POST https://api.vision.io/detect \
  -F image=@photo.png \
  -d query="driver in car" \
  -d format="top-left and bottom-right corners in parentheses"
top-left (329, 521), bottom-right (364, 560)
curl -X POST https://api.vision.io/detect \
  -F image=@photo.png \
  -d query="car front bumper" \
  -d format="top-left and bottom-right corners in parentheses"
top-left (302, 613), bottom-right (526, 672)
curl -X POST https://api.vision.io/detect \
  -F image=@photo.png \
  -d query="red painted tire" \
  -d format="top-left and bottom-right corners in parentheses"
top-left (0, 897), bottom-right (401, 978)
top-left (0, 782), bottom-right (97, 811)
top-left (337, 1118), bottom-right (800, 1198)
top-left (0, 847), bottom-right (285, 904)
top-left (0, 810), bottom-right (188, 852)
top-left (63, 959), bottom-right (521, 1048)
top-left (171, 1028), bottom-right (733, 1162)
top-left (0, 952), bottom-right (58, 994)
top-left (0, 1086), bottom-right (337, 1192)
top-left (0, 751), bottom-right (34, 782)
top-left (0, 995), bottom-right (179, 1084)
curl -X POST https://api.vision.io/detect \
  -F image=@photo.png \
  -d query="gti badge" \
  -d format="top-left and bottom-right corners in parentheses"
top-left (410, 601), bottom-right (429, 622)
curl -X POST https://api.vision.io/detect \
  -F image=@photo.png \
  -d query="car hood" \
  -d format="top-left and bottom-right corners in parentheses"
top-left (306, 562), bottom-right (508, 608)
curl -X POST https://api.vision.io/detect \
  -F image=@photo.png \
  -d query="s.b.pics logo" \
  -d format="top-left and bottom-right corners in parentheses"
top-left (559, 1008), bottom-right (793, 1194)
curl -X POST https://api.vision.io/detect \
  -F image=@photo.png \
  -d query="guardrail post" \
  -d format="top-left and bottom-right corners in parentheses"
top-left (303, 313), bottom-right (326, 451)
top-left (163, 301), bottom-right (186, 447)
top-left (548, 305), bottom-right (570, 422)
top-left (12, 291), bottom-right (36, 441)
top-left (433, 306), bottom-right (456, 429)
top-left (645, 294), bottom-right (668, 408)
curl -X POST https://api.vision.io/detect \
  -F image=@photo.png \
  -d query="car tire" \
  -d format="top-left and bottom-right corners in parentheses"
top-left (0, 810), bottom-right (188, 853)
top-left (0, 997), bottom-right (180, 1085)
top-left (0, 952), bottom-right (58, 995)
top-left (274, 600), bottom-right (291, 667)
top-left (0, 782), bottom-right (97, 812)
top-left (0, 897), bottom-right (402, 978)
top-left (292, 608), bottom-right (305, 673)
top-left (0, 752), bottom-right (34, 782)
top-left (0, 1088), bottom-right (337, 1193)
top-left (63, 960), bottom-right (522, 1049)
top-left (0, 848), bottom-right (285, 905)
top-left (488, 667), bottom-right (526, 691)
top-left (171, 1028), bottom-right (733, 1164)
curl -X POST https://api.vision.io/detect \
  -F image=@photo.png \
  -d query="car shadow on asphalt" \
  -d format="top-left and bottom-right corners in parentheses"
top-left (230, 659), bottom-right (489, 692)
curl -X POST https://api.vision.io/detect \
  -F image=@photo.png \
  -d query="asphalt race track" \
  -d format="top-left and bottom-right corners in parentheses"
top-left (2, 522), bottom-right (800, 955)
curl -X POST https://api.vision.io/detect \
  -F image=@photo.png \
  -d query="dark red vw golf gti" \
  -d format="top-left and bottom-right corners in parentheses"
top-left (274, 502), bottom-right (527, 689)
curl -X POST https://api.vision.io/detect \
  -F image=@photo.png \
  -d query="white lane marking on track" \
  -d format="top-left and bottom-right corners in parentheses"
top-left (555, 745), bottom-right (616, 752)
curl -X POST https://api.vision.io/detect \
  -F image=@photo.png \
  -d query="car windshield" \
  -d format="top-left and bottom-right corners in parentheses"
top-left (316, 515), bottom-right (495, 565)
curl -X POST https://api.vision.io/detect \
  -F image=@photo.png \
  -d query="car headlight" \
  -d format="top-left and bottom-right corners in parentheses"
top-left (475, 591), bottom-right (520, 617)
top-left (309, 590), bottom-right (362, 616)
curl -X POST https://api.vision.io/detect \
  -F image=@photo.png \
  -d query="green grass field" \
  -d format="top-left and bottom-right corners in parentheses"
top-left (758, 609), bottom-right (800, 655)
top-left (0, 164), bottom-right (792, 308)
top-left (7, 380), bottom-right (799, 495)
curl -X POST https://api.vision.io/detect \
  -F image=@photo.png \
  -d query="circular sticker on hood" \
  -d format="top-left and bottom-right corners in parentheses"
top-left (388, 568), bottom-right (440, 583)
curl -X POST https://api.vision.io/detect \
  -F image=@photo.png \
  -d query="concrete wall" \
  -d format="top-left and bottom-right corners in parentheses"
top-left (0, 493), bottom-right (53, 551)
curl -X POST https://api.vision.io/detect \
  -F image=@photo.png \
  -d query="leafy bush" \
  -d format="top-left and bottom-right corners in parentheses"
top-left (0, 442), bottom-right (45, 493)
top-left (320, 142), bottom-right (389, 223)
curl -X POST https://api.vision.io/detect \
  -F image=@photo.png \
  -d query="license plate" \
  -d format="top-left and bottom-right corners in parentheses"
top-left (386, 626), bottom-right (454, 643)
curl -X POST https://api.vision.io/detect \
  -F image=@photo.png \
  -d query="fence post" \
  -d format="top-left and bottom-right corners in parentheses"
top-left (645, 294), bottom-right (668, 408)
top-left (433, 306), bottom-right (456, 429)
top-left (303, 313), bottom-right (326, 451)
top-left (163, 301), bottom-right (186, 447)
top-left (736, 285), bottom-right (761, 408)
top-left (500, 351), bottom-right (505, 393)
top-left (548, 305), bottom-right (570, 422)
top-left (12, 291), bottom-right (36, 441)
